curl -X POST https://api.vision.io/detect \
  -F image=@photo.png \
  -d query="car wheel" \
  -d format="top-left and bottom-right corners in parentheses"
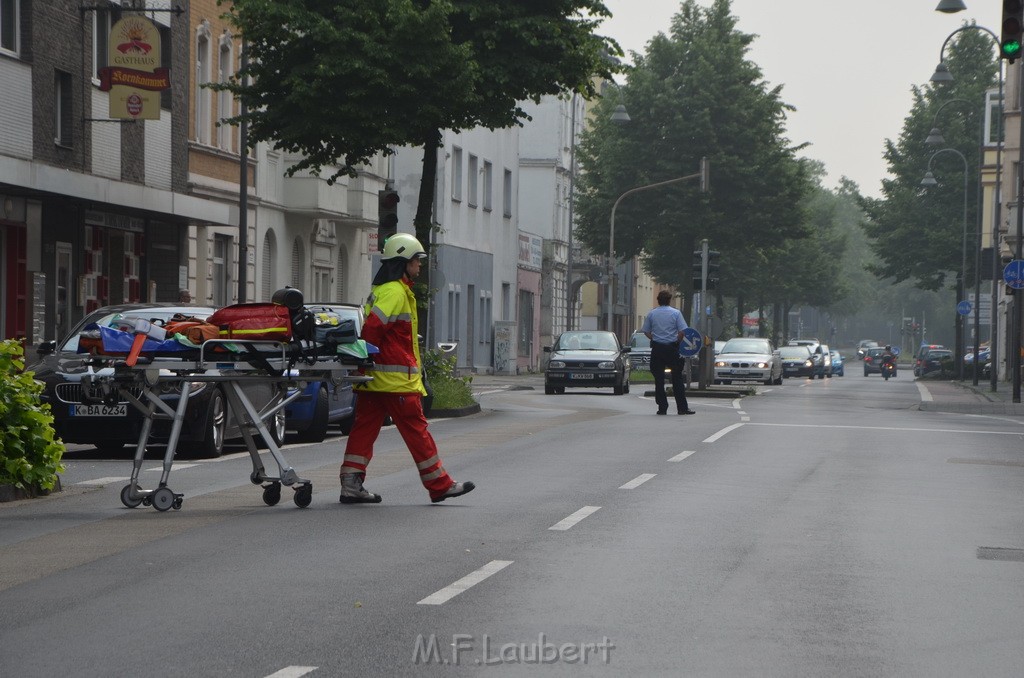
top-left (556, 387), bottom-right (565, 394)
top-left (94, 441), bottom-right (127, 455)
top-left (863, 368), bottom-right (869, 377)
top-left (545, 384), bottom-right (556, 395)
top-left (613, 375), bottom-right (625, 395)
top-left (339, 409), bottom-right (355, 436)
top-left (763, 376), bottom-right (772, 386)
top-left (826, 372), bottom-right (832, 378)
top-left (295, 387), bottom-right (329, 443)
top-left (624, 379), bottom-right (630, 394)
top-left (774, 373), bottom-right (783, 385)
top-left (256, 409), bottom-right (287, 449)
top-left (187, 388), bottom-right (226, 458)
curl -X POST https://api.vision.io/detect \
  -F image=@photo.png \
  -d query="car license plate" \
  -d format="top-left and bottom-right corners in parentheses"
top-left (570, 373), bottom-right (594, 380)
top-left (72, 404), bottom-right (127, 417)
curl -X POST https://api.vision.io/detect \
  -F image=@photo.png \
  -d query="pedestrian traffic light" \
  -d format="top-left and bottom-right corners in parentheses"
top-left (692, 249), bottom-right (704, 290)
top-left (377, 188), bottom-right (400, 251)
top-left (1002, 0), bottom-right (1024, 62)
top-left (706, 250), bottom-right (720, 291)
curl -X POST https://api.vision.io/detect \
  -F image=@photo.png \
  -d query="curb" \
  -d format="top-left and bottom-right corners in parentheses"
top-left (427, 403), bottom-right (482, 419)
top-left (643, 389), bottom-right (747, 399)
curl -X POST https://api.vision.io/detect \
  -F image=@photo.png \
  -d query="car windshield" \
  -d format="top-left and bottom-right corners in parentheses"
top-left (929, 350), bottom-right (953, 359)
top-left (60, 307), bottom-right (216, 352)
top-left (558, 332), bottom-right (617, 351)
top-left (866, 348), bottom-right (887, 358)
top-left (779, 346), bottom-right (811, 359)
top-left (630, 333), bottom-right (651, 350)
top-left (721, 338), bottom-right (771, 354)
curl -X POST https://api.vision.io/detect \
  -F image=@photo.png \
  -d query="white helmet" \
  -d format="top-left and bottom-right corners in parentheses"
top-left (381, 233), bottom-right (427, 261)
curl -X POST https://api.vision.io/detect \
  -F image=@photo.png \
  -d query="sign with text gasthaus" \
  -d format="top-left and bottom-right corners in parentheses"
top-left (100, 16), bottom-right (167, 120)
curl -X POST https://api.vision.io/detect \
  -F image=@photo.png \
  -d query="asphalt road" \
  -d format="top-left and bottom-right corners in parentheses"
top-left (1, 371), bottom-right (1022, 676)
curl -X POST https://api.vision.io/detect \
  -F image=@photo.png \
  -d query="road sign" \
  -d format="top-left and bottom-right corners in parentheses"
top-left (957, 300), bottom-right (972, 316)
top-left (1003, 259), bottom-right (1024, 289)
top-left (967, 293), bottom-right (992, 324)
top-left (679, 327), bottom-right (703, 357)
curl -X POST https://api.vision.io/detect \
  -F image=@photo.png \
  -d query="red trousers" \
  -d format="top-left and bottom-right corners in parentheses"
top-left (340, 391), bottom-right (453, 497)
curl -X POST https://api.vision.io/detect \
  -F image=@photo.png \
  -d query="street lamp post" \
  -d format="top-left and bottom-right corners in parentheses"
top-left (931, 23), bottom-right (1005, 391)
top-left (606, 164), bottom-right (709, 335)
top-left (921, 148), bottom-right (969, 380)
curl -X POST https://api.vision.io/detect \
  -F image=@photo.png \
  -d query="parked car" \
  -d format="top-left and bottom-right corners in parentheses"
top-left (919, 348), bottom-right (954, 377)
top-left (831, 350), bottom-right (845, 377)
top-left (628, 331), bottom-right (652, 371)
top-left (964, 345), bottom-right (991, 377)
top-left (778, 344), bottom-right (815, 378)
top-left (863, 346), bottom-right (896, 377)
top-left (544, 330), bottom-right (631, 395)
top-left (914, 344), bottom-right (946, 377)
top-left (713, 337), bottom-right (782, 385)
top-left (285, 302), bottom-right (363, 442)
top-left (27, 303), bottom-right (286, 457)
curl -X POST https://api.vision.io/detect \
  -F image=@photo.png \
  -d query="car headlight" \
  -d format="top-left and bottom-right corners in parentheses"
top-left (598, 361), bottom-right (615, 369)
top-left (714, 361), bottom-right (726, 368)
top-left (754, 362), bottom-right (768, 369)
top-left (549, 360), bottom-right (566, 369)
top-left (804, 360), bottom-right (813, 367)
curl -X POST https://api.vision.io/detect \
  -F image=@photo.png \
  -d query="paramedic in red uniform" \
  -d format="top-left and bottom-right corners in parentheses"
top-left (339, 233), bottom-right (476, 504)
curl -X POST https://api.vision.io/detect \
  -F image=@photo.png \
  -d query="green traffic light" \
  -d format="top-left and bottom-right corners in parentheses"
top-left (1004, 40), bottom-right (1023, 58)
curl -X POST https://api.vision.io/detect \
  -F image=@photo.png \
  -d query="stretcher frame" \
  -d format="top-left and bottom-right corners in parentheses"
top-left (78, 339), bottom-right (371, 511)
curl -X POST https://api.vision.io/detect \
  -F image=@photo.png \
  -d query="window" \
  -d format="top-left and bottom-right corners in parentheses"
top-left (212, 234), bottom-right (232, 307)
top-left (218, 35), bottom-right (234, 151)
top-left (160, 24), bottom-right (172, 110)
top-left (518, 290), bottom-right (534, 357)
top-left (503, 169), bottom-right (513, 218)
top-left (483, 161), bottom-right (493, 211)
top-left (1, 0), bottom-right (19, 55)
top-left (291, 237), bottom-right (305, 289)
top-left (54, 70), bottom-right (73, 148)
top-left (985, 88), bottom-right (1004, 147)
top-left (451, 146), bottom-right (463, 201)
top-left (92, 3), bottom-right (120, 79)
top-left (261, 230), bottom-right (276, 301)
top-left (468, 154), bottom-right (478, 207)
top-left (195, 22), bottom-right (212, 144)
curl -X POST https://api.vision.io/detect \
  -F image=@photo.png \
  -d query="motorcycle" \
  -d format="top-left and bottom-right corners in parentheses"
top-left (881, 359), bottom-right (896, 381)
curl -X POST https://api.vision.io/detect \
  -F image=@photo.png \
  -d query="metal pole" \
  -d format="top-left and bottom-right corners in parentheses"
top-left (1014, 58), bottom-right (1024, 402)
top-left (566, 94), bottom-right (578, 332)
top-left (237, 41), bottom-right (249, 303)
top-left (991, 64), bottom-right (1004, 391)
top-left (959, 169), bottom-right (967, 380)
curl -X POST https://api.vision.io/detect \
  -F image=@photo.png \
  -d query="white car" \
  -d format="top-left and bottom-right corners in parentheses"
top-left (713, 337), bottom-right (783, 386)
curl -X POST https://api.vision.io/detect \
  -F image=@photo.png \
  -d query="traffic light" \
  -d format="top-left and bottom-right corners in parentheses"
top-left (1002, 0), bottom-right (1024, 62)
top-left (706, 250), bottom-right (720, 290)
top-left (692, 249), bottom-right (704, 290)
top-left (377, 187), bottom-right (400, 250)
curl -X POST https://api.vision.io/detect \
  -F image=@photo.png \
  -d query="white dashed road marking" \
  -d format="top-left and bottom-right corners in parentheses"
top-left (263, 668), bottom-right (318, 678)
top-left (619, 473), bottom-right (656, 490)
top-left (74, 476), bottom-right (129, 486)
top-left (417, 560), bottom-right (514, 605)
top-left (549, 506), bottom-right (601, 531)
top-left (668, 450), bottom-right (696, 462)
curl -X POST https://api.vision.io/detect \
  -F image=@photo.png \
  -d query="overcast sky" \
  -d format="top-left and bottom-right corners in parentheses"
top-left (600, 0), bottom-right (995, 198)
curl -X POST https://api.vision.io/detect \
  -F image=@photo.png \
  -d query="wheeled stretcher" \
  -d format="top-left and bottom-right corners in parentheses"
top-left (77, 338), bottom-right (371, 511)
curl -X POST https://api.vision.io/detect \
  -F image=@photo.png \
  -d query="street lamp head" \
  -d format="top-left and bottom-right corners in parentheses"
top-left (925, 127), bottom-right (946, 146)
top-left (935, 0), bottom-right (967, 12)
top-left (920, 171), bottom-right (939, 187)
top-left (611, 103), bottom-right (631, 125)
top-left (930, 62), bottom-right (955, 84)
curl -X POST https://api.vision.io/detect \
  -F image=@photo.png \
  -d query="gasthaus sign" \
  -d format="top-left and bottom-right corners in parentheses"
top-left (99, 16), bottom-right (168, 120)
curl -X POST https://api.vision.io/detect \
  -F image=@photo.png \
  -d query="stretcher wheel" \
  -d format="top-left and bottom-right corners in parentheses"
top-left (120, 484), bottom-right (143, 508)
top-left (293, 484), bottom-right (313, 509)
top-left (262, 483), bottom-right (281, 506)
top-left (250, 468), bottom-right (266, 485)
top-left (152, 487), bottom-right (175, 512)
top-left (142, 497), bottom-right (152, 507)
top-left (172, 498), bottom-right (183, 510)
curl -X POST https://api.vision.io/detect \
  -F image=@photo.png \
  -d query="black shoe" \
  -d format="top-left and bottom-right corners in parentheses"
top-left (431, 481), bottom-right (476, 503)
top-left (656, 410), bottom-right (667, 415)
top-left (679, 409), bottom-right (696, 415)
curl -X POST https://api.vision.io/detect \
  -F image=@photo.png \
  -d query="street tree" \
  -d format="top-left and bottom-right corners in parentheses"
top-left (573, 0), bottom-right (810, 317)
top-left (859, 24), bottom-right (998, 292)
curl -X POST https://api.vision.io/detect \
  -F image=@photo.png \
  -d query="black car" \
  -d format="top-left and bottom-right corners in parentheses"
top-left (919, 348), bottom-right (954, 377)
top-left (779, 345), bottom-right (814, 378)
top-left (27, 304), bottom-right (286, 457)
top-left (863, 347), bottom-right (897, 377)
top-left (543, 330), bottom-right (631, 395)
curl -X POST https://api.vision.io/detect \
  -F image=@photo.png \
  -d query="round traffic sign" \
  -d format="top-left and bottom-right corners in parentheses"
top-left (957, 300), bottom-right (972, 316)
top-left (1004, 260), bottom-right (1024, 289)
top-left (679, 327), bottom-right (703, 357)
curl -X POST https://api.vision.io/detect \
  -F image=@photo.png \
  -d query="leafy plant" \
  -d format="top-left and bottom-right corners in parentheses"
top-left (0, 340), bottom-right (65, 490)
top-left (423, 348), bottom-right (475, 409)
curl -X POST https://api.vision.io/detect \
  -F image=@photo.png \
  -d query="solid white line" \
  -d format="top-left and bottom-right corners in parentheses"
top-left (668, 450), bottom-right (696, 462)
top-left (619, 473), bottom-right (656, 490)
top-left (263, 668), bottom-right (319, 678)
top-left (549, 506), bottom-right (601, 531)
top-left (916, 382), bottom-right (934, 402)
top-left (145, 463), bottom-right (196, 472)
top-left (704, 423), bottom-right (744, 443)
top-left (75, 476), bottom-right (128, 486)
top-left (741, 416), bottom-right (750, 422)
top-left (417, 560), bottom-right (513, 605)
top-left (744, 422), bottom-right (1022, 435)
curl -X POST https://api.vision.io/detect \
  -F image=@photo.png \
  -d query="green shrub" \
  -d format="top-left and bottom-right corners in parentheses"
top-left (0, 340), bottom-right (65, 490)
top-left (423, 348), bottom-right (475, 409)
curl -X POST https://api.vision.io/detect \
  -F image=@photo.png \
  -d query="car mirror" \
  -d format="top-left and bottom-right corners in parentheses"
top-left (621, 347), bottom-right (630, 353)
top-left (36, 340), bottom-right (57, 356)
top-left (543, 346), bottom-right (552, 353)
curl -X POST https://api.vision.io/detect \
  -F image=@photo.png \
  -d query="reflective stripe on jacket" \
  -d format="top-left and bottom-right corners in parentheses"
top-left (355, 277), bottom-right (427, 395)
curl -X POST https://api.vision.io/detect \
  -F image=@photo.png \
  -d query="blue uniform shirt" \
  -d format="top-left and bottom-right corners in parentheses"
top-left (642, 305), bottom-right (688, 344)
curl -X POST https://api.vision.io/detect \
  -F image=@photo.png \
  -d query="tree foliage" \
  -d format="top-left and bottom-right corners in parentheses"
top-left (573, 0), bottom-right (811, 303)
top-left (859, 24), bottom-right (999, 292)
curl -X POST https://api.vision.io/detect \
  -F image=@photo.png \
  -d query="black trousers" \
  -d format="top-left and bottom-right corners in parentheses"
top-left (650, 341), bottom-right (688, 413)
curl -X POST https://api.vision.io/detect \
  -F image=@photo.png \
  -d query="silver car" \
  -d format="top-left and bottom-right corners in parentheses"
top-left (713, 337), bottom-right (783, 386)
